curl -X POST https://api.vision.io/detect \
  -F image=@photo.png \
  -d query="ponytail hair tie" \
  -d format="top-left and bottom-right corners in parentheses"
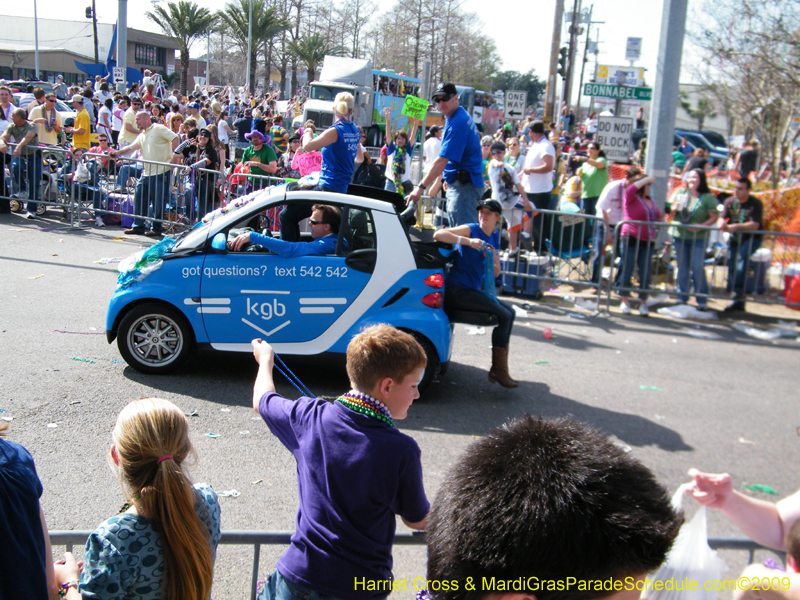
top-left (157, 455), bottom-right (174, 465)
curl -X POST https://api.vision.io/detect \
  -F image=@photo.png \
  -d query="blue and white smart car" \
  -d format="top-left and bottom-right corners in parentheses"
top-left (106, 185), bottom-right (461, 391)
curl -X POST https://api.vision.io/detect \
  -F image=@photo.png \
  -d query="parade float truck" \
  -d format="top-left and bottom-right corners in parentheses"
top-left (296, 56), bottom-right (422, 148)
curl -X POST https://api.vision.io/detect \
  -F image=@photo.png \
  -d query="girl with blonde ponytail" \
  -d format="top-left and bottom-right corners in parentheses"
top-left (54, 398), bottom-right (221, 600)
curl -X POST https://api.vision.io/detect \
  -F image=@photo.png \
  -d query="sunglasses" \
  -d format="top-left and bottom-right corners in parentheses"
top-left (98, 138), bottom-right (108, 142)
top-left (198, 133), bottom-right (209, 137)
top-left (46, 98), bottom-right (56, 102)
top-left (491, 150), bottom-right (504, 156)
top-left (308, 219), bottom-right (324, 225)
top-left (433, 94), bottom-right (454, 103)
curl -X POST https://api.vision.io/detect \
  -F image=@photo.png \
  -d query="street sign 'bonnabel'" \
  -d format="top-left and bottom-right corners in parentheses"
top-left (583, 83), bottom-right (652, 101)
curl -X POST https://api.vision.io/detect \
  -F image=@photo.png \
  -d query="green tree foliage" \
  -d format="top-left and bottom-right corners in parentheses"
top-left (494, 70), bottom-right (546, 108)
top-left (147, 1), bottom-right (217, 96)
top-left (288, 33), bottom-right (345, 84)
top-left (218, 0), bottom-right (290, 94)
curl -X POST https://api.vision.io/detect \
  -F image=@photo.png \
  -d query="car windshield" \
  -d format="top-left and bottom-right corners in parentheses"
top-left (173, 187), bottom-right (283, 252)
top-left (310, 85), bottom-right (352, 101)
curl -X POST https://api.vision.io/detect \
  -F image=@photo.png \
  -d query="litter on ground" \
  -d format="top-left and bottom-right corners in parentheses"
top-left (639, 385), bottom-right (663, 392)
top-left (466, 326), bottom-right (485, 335)
top-left (743, 483), bottom-right (779, 495)
top-left (732, 323), bottom-right (783, 340)
top-left (657, 305), bottom-right (718, 320)
top-left (218, 489), bottom-right (241, 497)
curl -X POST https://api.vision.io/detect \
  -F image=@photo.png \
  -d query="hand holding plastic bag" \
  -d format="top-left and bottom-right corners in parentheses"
top-left (643, 484), bottom-right (727, 600)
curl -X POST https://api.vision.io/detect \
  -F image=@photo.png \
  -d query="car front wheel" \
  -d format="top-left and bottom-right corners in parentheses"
top-left (117, 303), bottom-right (194, 374)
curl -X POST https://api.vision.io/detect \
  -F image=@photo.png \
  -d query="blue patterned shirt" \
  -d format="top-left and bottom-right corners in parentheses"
top-left (80, 483), bottom-right (221, 599)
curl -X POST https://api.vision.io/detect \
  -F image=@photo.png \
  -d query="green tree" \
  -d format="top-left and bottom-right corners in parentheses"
top-left (147, 0), bottom-right (217, 96)
top-left (494, 70), bottom-right (546, 109)
top-left (679, 90), bottom-right (718, 131)
top-left (218, 0), bottom-right (290, 94)
top-left (288, 33), bottom-right (345, 84)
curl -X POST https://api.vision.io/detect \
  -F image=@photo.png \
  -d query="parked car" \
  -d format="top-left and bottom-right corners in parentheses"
top-left (6, 80), bottom-right (54, 94)
top-left (106, 184), bottom-right (473, 392)
top-left (675, 130), bottom-right (729, 166)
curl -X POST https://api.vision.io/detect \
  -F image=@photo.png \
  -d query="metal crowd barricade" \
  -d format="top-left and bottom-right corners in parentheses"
top-left (495, 207), bottom-right (604, 305)
top-left (606, 219), bottom-right (800, 311)
top-left (47, 530), bottom-right (778, 600)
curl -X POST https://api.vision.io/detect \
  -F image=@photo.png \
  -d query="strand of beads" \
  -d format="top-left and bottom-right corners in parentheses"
top-left (337, 391), bottom-right (395, 428)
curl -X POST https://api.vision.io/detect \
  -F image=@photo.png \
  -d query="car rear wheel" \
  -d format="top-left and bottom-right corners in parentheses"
top-left (117, 303), bottom-right (194, 374)
top-left (403, 330), bottom-right (439, 395)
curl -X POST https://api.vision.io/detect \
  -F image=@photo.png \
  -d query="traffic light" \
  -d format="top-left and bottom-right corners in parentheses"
top-left (86, 6), bottom-right (93, 18)
top-left (557, 47), bottom-right (568, 79)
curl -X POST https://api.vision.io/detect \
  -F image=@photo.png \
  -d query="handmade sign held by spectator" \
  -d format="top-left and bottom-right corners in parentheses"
top-left (292, 151), bottom-right (322, 177)
top-left (402, 95), bottom-right (428, 121)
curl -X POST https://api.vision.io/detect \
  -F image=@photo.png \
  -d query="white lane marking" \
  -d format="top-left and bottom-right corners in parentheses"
top-left (242, 318), bottom-right (291, 337)
top-left (298, 298), bottom-right (347, 304)
top-left (198, 307), bottom-right (231, 314)
top-left (240, 290), bottom-right (290, 294)
top-left (300, 307), bottom-right (334, 314)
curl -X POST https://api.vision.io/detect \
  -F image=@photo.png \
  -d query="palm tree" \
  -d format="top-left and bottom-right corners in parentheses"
top-left (288, 33), bottom-right (345, 85)
top-left (147, 1), bottom-right (217, 96)
top-left (218, 0), bottom-right (290, 94)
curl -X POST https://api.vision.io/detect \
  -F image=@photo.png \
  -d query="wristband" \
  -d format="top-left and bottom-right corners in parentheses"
top-left (418, 182), bottom-right (426, 190)
top-left (457, 236), bottom-right (464, 246)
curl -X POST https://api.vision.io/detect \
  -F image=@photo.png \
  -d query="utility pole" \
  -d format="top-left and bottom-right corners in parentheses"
top-left (117, 0), bottom-right (127, 94)
top-left (544, 0), bottom-right (565, 125)
top-left (561, 0), bottom-right (581, 114)
top-left (92, 0), bottom-right (99, 64)
top-left (576, 6), bottom-right (603, 118)
top-left (645, 0), bottom-right (689, 212)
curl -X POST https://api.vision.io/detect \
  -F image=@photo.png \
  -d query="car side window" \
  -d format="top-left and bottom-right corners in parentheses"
top-left (338, 207), bottom-right (376, 256)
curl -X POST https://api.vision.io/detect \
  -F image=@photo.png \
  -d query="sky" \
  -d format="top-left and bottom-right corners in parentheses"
top-left (6, 0), bottom-right (695, 101)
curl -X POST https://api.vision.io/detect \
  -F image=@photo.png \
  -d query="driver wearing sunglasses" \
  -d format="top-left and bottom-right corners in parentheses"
top-left (229, 204), bottom-right (341, 257)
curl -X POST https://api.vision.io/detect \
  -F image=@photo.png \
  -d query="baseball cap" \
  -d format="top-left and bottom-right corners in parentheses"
top-left (478, 199), bottom-right (503, 215)
top-left (187, 101), bottom-right (200, 109)
top-left (71, 94), bottom-right (84, 103)
top-left (432, 82), bottom-right (457, 102)
top-left (490, 141), bottom-right (506, 154)
top-left (429, 125), bottom-right (441, 134)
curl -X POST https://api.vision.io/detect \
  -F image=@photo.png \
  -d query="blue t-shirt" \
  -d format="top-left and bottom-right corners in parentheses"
top-left (259, 393), bottom-right (430, 600)
top-left (320, 119), bottom-right (360, 193)
top-left (80, 483), bottom-right (221, 600)
top-left (251, 232), bottom-right (337, 257)
top-left (445, 223), bottom-right (499, 291)
top-left (0, 439), bottom-right (48, 600)
top-left (440, 105), bottom-right (483, 187)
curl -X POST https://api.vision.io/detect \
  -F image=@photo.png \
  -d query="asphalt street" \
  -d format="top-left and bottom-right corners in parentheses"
top-left (1, 211), bottom-right (799, 599)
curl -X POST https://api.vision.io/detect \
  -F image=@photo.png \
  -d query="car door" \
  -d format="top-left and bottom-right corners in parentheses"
top-left (197, 204), bottom-right (375, 351)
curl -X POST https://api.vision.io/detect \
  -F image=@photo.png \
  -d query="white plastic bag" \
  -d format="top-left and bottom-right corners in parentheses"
top-left (642, 485), bottom-right (727, 600)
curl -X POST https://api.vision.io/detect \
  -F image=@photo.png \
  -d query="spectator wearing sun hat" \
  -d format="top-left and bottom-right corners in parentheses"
top-left (242, 130), bottom-right (277, 190)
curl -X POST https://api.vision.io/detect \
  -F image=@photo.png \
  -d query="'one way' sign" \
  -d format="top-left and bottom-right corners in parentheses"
top-left (504, 90), bottom-right (527, 121)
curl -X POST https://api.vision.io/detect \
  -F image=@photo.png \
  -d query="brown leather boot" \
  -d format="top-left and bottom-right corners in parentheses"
top-left (488, 346), bottom-right (519, 388)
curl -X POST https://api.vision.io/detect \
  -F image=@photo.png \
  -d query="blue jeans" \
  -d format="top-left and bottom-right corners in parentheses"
top-left (115, 163), bottom-right (143, 188)
top-left (132, 171), bottom-right (172, 232)
top-left (674, 236), bottom-right (709, 306)
top-left (591, 221), bottom-right (622, 285)
top-left (727, 238), bottom-right (762, 300)
top-left (280, 201), bottom-right (313, 242)
top-left (444, 285), bottom-right (515, 348)
top-left (445, 180), bottom-right (482, 227)
top-left (11, 152), bottom-right (42, 213)
top-left (620, 237), bottom-right (654, 300)
top-left (259, 570), bottom-right (355, 600)
top-left (582, 195), bottom-right (599, 217)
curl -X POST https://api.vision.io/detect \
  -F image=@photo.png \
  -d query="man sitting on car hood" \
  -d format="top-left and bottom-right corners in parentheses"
top-left (230, 204), bottom-right (341, 258)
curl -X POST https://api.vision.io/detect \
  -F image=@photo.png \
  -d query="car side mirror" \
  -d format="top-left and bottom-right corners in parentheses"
top-left (211, 232), bottom-right (227, 254)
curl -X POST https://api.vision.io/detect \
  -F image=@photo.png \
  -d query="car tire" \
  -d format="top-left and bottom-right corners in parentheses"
top-left (402, 330), bottom-right (439, 395)
top-left (117, 302), bottom-right (194, 374)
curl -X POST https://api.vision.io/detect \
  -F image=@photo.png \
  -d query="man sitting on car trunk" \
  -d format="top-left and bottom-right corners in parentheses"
top-left (230, 204), bottom-right (341, 257)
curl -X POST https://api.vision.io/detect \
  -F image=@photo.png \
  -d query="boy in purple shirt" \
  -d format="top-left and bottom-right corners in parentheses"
top-left (251, 325), bottom-right (430, 600)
